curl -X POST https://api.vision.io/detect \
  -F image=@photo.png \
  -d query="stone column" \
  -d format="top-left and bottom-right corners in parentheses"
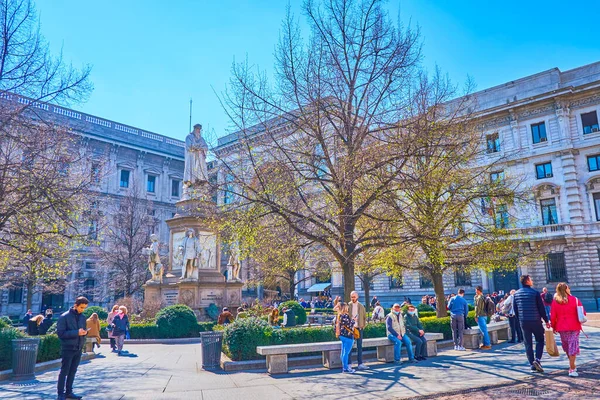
top-left (560, 150), bottom-right (584, 231)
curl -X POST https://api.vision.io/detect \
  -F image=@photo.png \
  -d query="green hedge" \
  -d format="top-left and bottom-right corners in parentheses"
top-left (83, 306), bottom-right (108, 321)
top-left (99, 321), bottom-right (215, 339)
top-left (156, 305), bottom-right (198, 338)
top-left (0, 328), bottom-right (26, 370)
top-left (37, 334), bottom-right (61, 363)
top-left (278, 301), bottom-right (307, 325)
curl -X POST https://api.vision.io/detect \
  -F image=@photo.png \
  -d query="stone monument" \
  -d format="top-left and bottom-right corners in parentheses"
top-left (144, 123), bottom-right (243, 313)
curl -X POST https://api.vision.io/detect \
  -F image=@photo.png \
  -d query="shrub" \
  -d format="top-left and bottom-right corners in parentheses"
top-left (363, 323), bottom-right (386, 338)
top-left (206, 303), bottom-right (220, 320)
top-left (0, 318), bottom-right (9, 329)
top-left (271, 326), bottom-right (335, 345)
top-left (0, 327), bottom-right (26, 370)
top-left (46, 322), bottom-right (58, 334)
top-left (416, 311), bottom-right (436, 318)
top-left (198, 322), bottom-right (215, 332)
top-left (223, 317), bottom-right (272, 361)
top-left (278, 301), bottom-right (307, 325)
top-left (0, 316), bottom-right (11, 326)
top-left (82, 306), bottom-right (108, 321)
top-left (37, 334), bottom-right (61, 363)
top-left (155, 304), bottom-right (198, 338)
top-left (416, 303), bottom-right (435, 312)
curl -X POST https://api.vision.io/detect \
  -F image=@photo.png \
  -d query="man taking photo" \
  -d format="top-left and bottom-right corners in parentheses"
top-left (56, 296), bottom-right (89, 400)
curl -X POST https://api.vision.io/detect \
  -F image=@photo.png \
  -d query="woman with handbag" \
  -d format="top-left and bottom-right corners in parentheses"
top-left (550, 282), bottom-right (586, 377)
top-left (336, 302), bottom-right (356, 373)
top-left (106, 305), bottom-right (119, 352)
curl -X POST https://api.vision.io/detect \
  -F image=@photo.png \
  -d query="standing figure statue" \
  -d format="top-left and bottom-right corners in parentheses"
top-left (183, 124), bottom-right (209, 187)
top-left (180, 228), bottom-right (200, 280)
top-left (145, 234), bottom-right (163, 283)
top-left (227, 249), bottom-right (241, 281)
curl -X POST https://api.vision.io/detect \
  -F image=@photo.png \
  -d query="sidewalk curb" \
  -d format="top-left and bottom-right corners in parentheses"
top-left (0, 352), bottom-right (97, 382)
top-left (100, 338), bottom-right (201, 345)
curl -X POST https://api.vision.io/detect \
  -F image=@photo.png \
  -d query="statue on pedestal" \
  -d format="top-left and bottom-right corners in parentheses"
top-left (179, 228), bottom-right (200, 280)
top-left (144, 234), bottom-right (163, 283)
top-left (183, 124), bottom-right (209, 199)
top-left (227, 249), bottom-right (241, 282)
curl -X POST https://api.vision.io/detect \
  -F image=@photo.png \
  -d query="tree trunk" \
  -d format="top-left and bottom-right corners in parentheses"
top-left (289, 273), bottom-right (296, 300)
top-left (431, 270), bottom-right (448, 318)
top-left (342, 258), bottom-right (355, 301)
top-left (26, 279), bottom-right (35, 312)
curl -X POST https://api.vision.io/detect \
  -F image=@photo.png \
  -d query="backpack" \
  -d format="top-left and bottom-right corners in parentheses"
top-left (543, 292), bottom-right (553, 304)
top-left (485, 297), bottom-right (496, 317)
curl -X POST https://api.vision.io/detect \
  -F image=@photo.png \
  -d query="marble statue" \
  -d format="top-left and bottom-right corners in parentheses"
top-left (144, 234), bottom-right (163, 283)
top-left (227, 249), bottom-right (241, 281)
top-left (183, 124), bottom-right (209, 186)
top-left (180, 228), bottom-right (201, 279)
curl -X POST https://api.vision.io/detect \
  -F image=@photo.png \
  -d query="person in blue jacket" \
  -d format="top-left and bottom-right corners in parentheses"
top-left (448, 289), bottom-right (469, 351)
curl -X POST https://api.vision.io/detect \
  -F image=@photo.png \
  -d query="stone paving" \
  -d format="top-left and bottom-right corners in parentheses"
top-left (0, 325), bottom-right (599, 400)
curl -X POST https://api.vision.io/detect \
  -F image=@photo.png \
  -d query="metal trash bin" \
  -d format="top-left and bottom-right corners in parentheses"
top-left (11, 338), bottom-right (40, 381)
top-left (200, 331), bottom-right (223, 370)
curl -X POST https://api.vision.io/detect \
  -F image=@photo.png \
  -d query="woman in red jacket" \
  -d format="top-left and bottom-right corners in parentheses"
top-left (550, 282), bottom-right (586, 377)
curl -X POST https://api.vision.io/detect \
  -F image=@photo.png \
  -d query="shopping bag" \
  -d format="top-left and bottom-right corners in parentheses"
top-left (545, 329), bottom-right (559, 357)
top-left (575, 297), bottom-right (587, 324)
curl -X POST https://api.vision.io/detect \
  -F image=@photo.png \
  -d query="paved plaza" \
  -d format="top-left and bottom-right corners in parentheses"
top-left (0, 325), bottom-right (599, 400)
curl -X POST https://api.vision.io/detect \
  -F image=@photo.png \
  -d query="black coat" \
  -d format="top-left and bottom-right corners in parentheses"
top-left (513, 286), bottom-right (549, 323)
top-left (27, 320), bottom-right (40, 336)
top-left (39, 316), bottom-right (53, 335)
top-left (57, 308), bottom-right (86, 351)
top-left (112, 314), bottom-right (129, 336)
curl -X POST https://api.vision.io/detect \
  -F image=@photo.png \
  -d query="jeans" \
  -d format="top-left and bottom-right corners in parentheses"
top-left (348, 327), bottom-right (363, 366)
top-left (477, 316), bottom-right (491, 346)
top-left (521, 321), bottom-right (545, 365)
top-left (339, 336), bottom-right (354, 370)
top-left (451, 315), bottom-right (465, 347)
top-left (406, 332), bottom-right (427, 358)
top-left (387, 334), bottom-right (415, 361)
top-left (544, 305), bottom-right (551, 320)
top-left (508, 315), bottom-right (523, 342)
top-left (57, 349), bottom-right (82, 395)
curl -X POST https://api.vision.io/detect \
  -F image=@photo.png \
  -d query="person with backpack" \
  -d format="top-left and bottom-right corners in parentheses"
top-left (474, 286), bottom-right (493, 350)
top-left (541, 287), bottom-right (553, 319)
top-left (550, 282), bottom-right (586, 377)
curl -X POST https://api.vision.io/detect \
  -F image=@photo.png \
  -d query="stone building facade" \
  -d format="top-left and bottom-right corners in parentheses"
top-left (216, 61), bottom-right (600, 310)
top-left (0, 98), bottom-right (185, 317)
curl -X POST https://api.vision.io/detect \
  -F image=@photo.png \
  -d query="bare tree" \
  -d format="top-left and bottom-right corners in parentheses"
top-left (95, 180), bottom-right (157, 297)
top-left (0, 0), bottom-right (93, 291)
top-left (215, 0), bottom-right (422, 300)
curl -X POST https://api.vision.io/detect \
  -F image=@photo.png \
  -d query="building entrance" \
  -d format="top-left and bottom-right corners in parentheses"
top-left (492, 270), bottom-right (519, 294)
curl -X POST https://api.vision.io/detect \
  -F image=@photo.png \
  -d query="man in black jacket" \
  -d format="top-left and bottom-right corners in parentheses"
top-left (56, 297), bottom-right (89, 400)
top-left (513, 275), bottom-right (550, 373)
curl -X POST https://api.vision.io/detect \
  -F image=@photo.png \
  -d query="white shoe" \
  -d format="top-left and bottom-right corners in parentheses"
top-left (569, 370), bottom-right (579, 377)
top-left (458, 346), bottom-right (466, 351)
top-left (343, 368), bottom-right (356, 374)
top-left (454, 345), bottom-right (458, 350)
top-left (357, 364), bottom-right (369, 370)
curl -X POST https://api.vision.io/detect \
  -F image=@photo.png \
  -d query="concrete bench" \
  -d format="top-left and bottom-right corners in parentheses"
top-left (463, 320), bottom-right (510, 349)
top-left (84, 337), bottom-right (97, 353)
top-left (256, 333), bottom-right (444, 374)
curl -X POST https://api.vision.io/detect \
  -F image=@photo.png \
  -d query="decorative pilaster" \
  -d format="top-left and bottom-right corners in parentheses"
top-left (560, 150), bottom-right (585, 230)
top-left (509, 110), bottom-right (521, 150)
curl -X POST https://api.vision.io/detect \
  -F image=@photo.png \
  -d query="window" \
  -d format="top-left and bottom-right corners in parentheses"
top-left (223, 173), bottom-right (234, 204)
top-left (535, 162), bottom-right (553, 179)
top-left (531, 122), bottom-right (547, 144)
top-left (88, 220), bottom-right (98, 240)
top-left (490, 171), bottom-right (505, 183)
top-left (588, 154), bottom-right (600, 172)
top-left (545, 252), bottom-right (567, 282)
top-left (8, 287), bottom-right (23, 303)
top-left (314, 143), bottom-right (328, 176)
top-left (147, 175), bottom-right (156, 193)
top-left (495, 204), bottom-right (509, 228)
top-left (171, 179), bottom-right (180, 197)
top-left (582, 111), bottom-right (599, 134)
top-left (83, 279), bottom-right (95, 301)
top-left (119, 170), bottom-right (130, 188)
top-left (593, 193), bottom-right (600, 221)
top-left (486, 133), bottom-right (500, 153)
top-left (389, 276), bottom-right (403, 289)
top-left (454, 269), bottom-right (471, 286)
top-left (540, 198), bottom-right (558, 225)
top-left (420, 273), bottom-right (433, 289)
top-left (91, 163), bottom-right (100, 183)
top-left (85, 262), bottom-right (96, 270)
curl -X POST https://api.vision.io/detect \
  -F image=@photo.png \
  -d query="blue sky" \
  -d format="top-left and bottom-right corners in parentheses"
top-left (36, 0), bottom-right (600, 144)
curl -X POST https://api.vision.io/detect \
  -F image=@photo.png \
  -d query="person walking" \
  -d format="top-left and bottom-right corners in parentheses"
top-left (503, 289), bottom-right (523, 343)
top-left (348, 291), bottom-right (368, 370)
top-left (386, 303), bottom-right (418, 364)
top-left (404, 304), bottom-right (428, 360)
top-left (372, 301), bottom-right (385, 322)
top-left (474, 286), bottom-right (492, 350)
top-left (56, 296), bottom-right (89, 400)
top-left (448, 289), bottom-right (469, 351)
top-left (106, 305), bottom-right (119, 352)
top-left (86, 313), bottom-right (101, 350)
top-left (513, 275), bottom-right (551, 373)
top-left (550, 282), bottom-right (586, 377)
top-left (541, 287), bottom-right (553, 320)
top-left (112, 306), bottom-right (130, 356)
top-left (335, 302), bottom-right (356, 373)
